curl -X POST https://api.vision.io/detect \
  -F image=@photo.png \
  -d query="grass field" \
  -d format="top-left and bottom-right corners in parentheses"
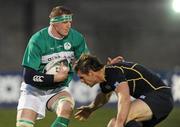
top-left (0, 106), bottom-right (179, 127)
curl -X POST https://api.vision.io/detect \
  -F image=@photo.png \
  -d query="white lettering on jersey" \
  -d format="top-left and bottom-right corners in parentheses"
top-left (41, 51), bottom-right (75, 64)
top-left (33, 75), bottom-right (44, 82)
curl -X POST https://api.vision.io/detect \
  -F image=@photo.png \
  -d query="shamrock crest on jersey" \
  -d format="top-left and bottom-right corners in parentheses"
top-left (64, 42), bottom-right (71, 50)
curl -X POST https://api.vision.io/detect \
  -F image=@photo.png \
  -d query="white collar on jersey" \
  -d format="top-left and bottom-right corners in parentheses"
top-left (48, 26), bottom-right (63, 40)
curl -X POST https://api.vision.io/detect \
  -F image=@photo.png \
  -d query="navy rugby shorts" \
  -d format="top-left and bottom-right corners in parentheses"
top-left (139, 88), bottom-right (174, 127)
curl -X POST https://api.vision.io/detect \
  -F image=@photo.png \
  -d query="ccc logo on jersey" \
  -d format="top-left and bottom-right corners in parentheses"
top-left (33, 75), bottom-right (44, 82)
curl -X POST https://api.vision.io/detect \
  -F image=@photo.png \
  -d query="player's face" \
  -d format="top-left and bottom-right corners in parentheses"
top-left (77, 70), bottom-right (97, 87)
top-left (54, 21), bottom-right (72, 37)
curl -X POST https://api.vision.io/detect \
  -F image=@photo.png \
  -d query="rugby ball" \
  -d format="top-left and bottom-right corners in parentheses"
top-left (44, 59), bottom-right (69, 75)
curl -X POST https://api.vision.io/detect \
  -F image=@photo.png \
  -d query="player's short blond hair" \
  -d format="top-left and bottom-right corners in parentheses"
top-left (49, 6), bottom-right (73, 19)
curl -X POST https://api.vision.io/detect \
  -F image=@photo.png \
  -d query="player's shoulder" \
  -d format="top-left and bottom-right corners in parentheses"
top-left (106, 61), bottom-right (131, 67)
top-left (106, 61), bottom-right (138, 70)
top-left (105, 64), bottom-right (123, 74)
top-left (29, 27), bottom-right (48, 44)
top-left (30, 27), bottom-right (48, 39)
top-left (69, 28), bottom-right (84, 37)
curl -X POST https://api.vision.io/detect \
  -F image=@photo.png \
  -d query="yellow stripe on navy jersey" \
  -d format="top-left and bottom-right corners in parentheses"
top-left (100, 62), bottom-right (170, 98)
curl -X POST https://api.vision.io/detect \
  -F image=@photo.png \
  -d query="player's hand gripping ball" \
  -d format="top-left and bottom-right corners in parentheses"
top-left (44, 59), bottom-right (69, 75)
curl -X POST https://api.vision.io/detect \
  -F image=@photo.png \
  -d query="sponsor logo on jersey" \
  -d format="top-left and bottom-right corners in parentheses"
top-left (50, 47), bottom-right (55, 50)
top-left (50, 45), bottom-right (63, 51)
top-left (104, 85), bottom-right (111, 90)
top-left (41, 51), bottom-right (75, 63)
top-left (57, 45), bottom-right (63, 48)
top-left (139, 95), bottom-right (146, 99)
top-left (64, 42), bottom-right (71, 50)
top-left (33, 75), bottom-right (44, 82)
top-left (114, 81), bottom-right (120, 87)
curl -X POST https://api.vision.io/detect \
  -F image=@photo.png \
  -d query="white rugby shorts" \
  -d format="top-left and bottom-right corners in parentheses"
top-left (17, 82), bottom-right (70, 119)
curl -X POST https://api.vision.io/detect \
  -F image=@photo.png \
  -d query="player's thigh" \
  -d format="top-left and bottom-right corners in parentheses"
top-left (17, 109), bottom-right (38, 122)
top-left (126, 99), bottom-right (153, 122)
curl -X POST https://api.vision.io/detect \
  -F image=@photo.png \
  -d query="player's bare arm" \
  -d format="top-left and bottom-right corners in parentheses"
top-left (74, 92), bottom-right (112, 121)
top-left (114, 82), bottom-right (131, 127)
top-left (89, 92), bottom-right (112, 111)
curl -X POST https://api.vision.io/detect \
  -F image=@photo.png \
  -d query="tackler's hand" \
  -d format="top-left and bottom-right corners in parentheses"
top-left (74, 106), bottom-right (93, 121)
top-left (107, 56), bottom-right (124, 65)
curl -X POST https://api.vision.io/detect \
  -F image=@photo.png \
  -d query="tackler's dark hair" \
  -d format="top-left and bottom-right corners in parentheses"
top-left (74, 54), bottom-right (104, 74)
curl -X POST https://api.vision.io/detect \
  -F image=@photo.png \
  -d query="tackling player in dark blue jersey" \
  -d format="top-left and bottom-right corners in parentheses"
top-left (74, 54), bottom-right (173, 127)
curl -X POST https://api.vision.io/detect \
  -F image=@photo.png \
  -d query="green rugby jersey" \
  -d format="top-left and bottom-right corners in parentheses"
top-left (22, 27), bottom-right (89, 89)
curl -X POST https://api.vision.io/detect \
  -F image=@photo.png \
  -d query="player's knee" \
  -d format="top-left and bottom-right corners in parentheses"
top-left (126, 112), bottom-right (137, 122)
top-left (16, 119), bottom-right (34, 127)
top-left (51, 96), bottom-right (75, 111)
top-left (57, 96), bottom-right (75, 114)
top-left (59, 100), bottom-right (74, 114)
top-left (125, 120), bottom-right (142, 127)
top-left (59, 96), bottom-right (75, 109)
top-left (107, 117), bottom-right (116, 127)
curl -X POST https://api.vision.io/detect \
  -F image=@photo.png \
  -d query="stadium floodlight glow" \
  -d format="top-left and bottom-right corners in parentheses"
top-left (172, 0), bottom-right (180, 13)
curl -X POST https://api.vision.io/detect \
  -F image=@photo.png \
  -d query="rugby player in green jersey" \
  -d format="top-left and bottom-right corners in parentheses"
top-left (16, 6), bottom-right (123, 127)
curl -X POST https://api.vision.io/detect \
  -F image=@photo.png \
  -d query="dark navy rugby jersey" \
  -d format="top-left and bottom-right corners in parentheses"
top-left (100, 61), bottom-right (170, 98)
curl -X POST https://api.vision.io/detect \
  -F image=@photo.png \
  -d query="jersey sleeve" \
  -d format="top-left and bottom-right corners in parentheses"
top-left (100, 67), bottom-right (127, 93)
top-left (74, 35), bottom-right (89, 59)
top-left (22, 39), bottom-right (42, 71)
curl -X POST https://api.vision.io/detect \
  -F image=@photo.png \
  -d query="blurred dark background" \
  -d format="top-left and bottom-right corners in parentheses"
top-left (1, 0), bottom-right (180, 72)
